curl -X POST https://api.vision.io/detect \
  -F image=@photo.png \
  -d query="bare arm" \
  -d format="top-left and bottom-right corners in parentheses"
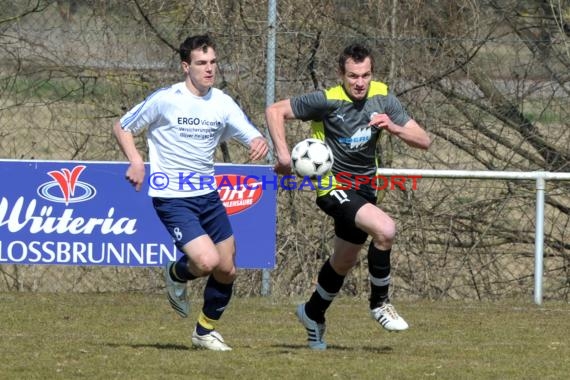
top-left (369, 114), bottom-right (431, 150)
top-left (112, 120), bottom-right (146, 191)
top-left (265, 99), bottom-right (297, 174)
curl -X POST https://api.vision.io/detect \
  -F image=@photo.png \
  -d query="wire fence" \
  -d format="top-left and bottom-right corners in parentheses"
top-left (0, 1), bottom-right (569, 301)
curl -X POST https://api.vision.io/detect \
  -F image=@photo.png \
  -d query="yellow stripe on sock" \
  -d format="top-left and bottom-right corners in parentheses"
top-left (197, 312), bottom-right (217, 331)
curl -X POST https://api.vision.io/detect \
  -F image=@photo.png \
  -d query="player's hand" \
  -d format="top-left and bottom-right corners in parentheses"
top-left (369, 113), bottom-right (398, 134)
top-left (249, 136), bottom-right (269, 161)
top-left (125, 161), bottom-right (145, 191)
top-left (274, 155), bottom-right (292, 175)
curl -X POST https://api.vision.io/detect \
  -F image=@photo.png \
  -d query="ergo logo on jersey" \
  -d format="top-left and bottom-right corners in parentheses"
top-left (37, 165), bottom-right (97, 205)
top-left (215, 174), bottom-right (262, 215)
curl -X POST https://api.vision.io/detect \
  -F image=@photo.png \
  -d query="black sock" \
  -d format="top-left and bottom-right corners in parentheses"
top-left (171, 255), bottom-right (197, 282)
top-left (196, 276), bottom-right (233, 335)
top-left (202, 275), bottom-right (233, 320)
top-left (368, 243), bottom-right (391, 309)
top-left (305, 259), bottom-right (345, 323)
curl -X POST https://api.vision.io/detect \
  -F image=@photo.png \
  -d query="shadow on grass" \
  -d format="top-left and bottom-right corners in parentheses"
top-left (104, 342), bottom-right (190, 350)
top-left (272, 344), bottom-right (394, 353)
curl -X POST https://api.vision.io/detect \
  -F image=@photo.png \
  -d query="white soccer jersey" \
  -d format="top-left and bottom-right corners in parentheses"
top-left (120, 82), bottom-right (262, 197)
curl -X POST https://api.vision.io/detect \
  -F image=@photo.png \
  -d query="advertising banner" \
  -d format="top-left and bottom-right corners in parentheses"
top-left (0, 160), bottom-right (276, 268)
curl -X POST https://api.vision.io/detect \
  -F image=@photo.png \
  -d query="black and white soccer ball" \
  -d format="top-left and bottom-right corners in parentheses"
top-left (291, 138), bottom-right (334, 178)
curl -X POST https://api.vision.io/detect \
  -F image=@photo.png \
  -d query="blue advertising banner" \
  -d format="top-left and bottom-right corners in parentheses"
top-left (0, 160), bottom-right (276, 268)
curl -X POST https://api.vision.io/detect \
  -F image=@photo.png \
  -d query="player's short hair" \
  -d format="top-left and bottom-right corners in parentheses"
top-left (179, 34), bottom-right (216, 63)
top-left (338, 43), bottom-right (375, 74)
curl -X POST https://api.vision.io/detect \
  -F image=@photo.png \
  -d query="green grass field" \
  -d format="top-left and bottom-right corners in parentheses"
top-left (0, 293), bottom-right (568, 379)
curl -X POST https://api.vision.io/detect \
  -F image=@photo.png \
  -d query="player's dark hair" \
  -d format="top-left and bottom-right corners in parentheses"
top-left (338, 43), bottom-right (374, 74)
top-left (179, 34), bottom-right (216, 63)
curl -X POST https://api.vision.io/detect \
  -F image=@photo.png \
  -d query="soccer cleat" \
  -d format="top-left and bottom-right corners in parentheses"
top-left (191, 328), bottom-right (232, 351)
top-left (164, 261), bottom-right (189, 318)
top-left (296, 303), bottom-right (327, 350)
top-left (370, 302), bottom-right (409, 331)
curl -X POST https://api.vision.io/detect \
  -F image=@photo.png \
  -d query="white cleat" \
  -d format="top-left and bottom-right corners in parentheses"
top-left (296, 303), bottom-right (327, 350)
top-left (370, 302), bottom-right (409, 331)
top-left (164, 261), bottom-right (189, 318)
top-left (191, 329), bottom-right (232, 351)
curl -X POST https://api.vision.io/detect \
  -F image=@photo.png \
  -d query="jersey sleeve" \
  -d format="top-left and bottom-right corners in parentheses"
top-left (221, 98), bottom-right (262, 145)
top-left (290, 91), bottom-right (332, 121)
top-left (119, 88), bottom-right (165, 135)
top-left (384, 92), bottom-right (411, 127)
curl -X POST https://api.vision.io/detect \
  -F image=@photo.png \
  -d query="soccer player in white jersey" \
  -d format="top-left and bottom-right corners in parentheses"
top-left (265, 43), bottom-right (431, 350)
top-left (113, 34), bottom-right (268, 351)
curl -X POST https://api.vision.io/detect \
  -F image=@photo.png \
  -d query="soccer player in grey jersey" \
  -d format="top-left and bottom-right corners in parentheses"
top-left (113, 34), bottom-right (268, 351)
top-left (266, 43), bottom-right (431, 350)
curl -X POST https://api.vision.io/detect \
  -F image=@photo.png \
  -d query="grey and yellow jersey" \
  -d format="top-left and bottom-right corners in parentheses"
top-left (290, 81), bottom-right (411, 196)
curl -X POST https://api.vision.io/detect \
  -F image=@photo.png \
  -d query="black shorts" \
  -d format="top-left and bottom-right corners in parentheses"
top-left (316, 189), bottom-right (377, 245)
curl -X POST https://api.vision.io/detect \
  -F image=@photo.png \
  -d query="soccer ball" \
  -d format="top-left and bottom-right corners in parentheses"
top-left (291, 138), bottom-right (334, 178)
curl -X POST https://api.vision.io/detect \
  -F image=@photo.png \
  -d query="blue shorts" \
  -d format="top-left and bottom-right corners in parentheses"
top-left (152, 191), bottom-right (233, 249)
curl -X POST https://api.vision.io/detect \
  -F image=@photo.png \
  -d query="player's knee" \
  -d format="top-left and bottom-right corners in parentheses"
top-left (192, 253), bottom-right (220, 276)
top-left (372, 219), bottom-right (396, 245)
